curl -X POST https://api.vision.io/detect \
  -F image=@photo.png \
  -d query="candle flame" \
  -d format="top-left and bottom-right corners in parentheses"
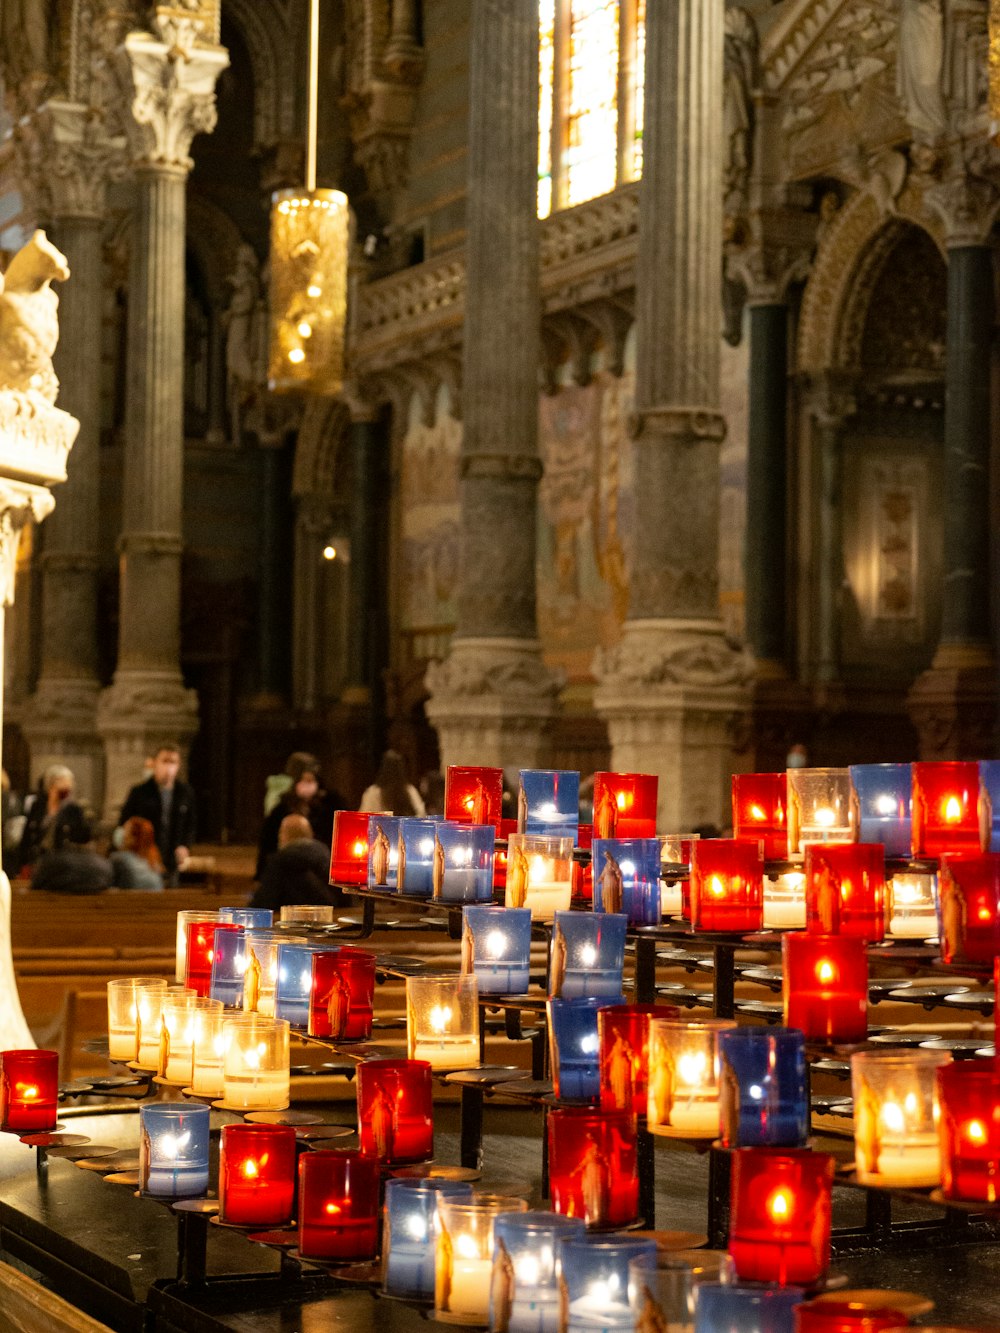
top-left (242, 1158), bottom-right (259, 1179)
top-left (814, 807), bottom-right (836, 828)
top-left (455, 1233), bottom-right (479, 1260)
top-left (943, 796), bottom-right (963, 823)
top-left (750, 804), bottom-right (766, 821)
top-left (324, 1202), bottom-right (341, 1215)
top-left (352, 840), bottom-right (367, 858)
top-left (881, 1101), bottom-right (905, 1134)
top-left (484, 930), bottom-right (507, 960)
top-left (816, 960), bottom-right (836, 985)
top-left (709, 875), bottom-right (726, 899)
top-left (767, 1188), bottom-right (793, 1222)
top-left (160, 1131), bottom-right (191, 1160)
top-left (429, 1004), bottom-right (453, 1034)
top-left (17, 1084), bottom-right (39, 1101)
top-left (580, 944), bottom-right (597, 967)
top-left (967, 1119), bottom-right (988, 1145)
top-left (615, 792), bottom-right (627, 811)
top-left (677, 1051), bottom-right (708, 1086)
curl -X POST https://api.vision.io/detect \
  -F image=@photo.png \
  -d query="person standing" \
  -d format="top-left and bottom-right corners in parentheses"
top-left (117, 743), bottom-right (196, 886)
top-left (359, 750), bottom-right (425, 816)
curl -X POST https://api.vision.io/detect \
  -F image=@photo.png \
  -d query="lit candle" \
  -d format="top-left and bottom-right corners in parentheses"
top-left (849, 763), bottom-right (913, 857)
top-left (434, 823), bottom-right (496, 903)
top-left (690, 839), bottom-right (764, 933)
top-left (518, 769), bottom-right (581, 840)
top-left (367, 814), bottom-right (401, 890)
top-left (938, 854), bottom-right (1000, 964)
top-left (763, 872), bottom-right (807, 930)
top-left (308, 947), bottom-right (376, 1040)
top-left (937, 1058), bottom-right (1000, 1203)
top-left (850, 1049), bottom-right (950, 1187)
top-left (591, 837), bottom-right (662, 926)
top-left (218, 1122), bottom-right (297, 1227)
top-left (0, 1050), bottom-right (58, 1133)
top-left (732, 773), bottom-right (788, 861)
top-left (298, 1149), bottom-right (381, 1261)
top-left (887, 872), bottom-right (938, 939)
top-left (506, 835), bottom-right (574, 920)
top-left (175, 909), bottom-right (221, 984)
top-left (435, 1195), bottom-right (528, 1326)
top-left (383, 1178), bottom-right (474, 1300)
top-left (694, 1284), bottom-right (805, 1333)
top-left (185, 920), bottom-right (241, 999)
top-left (547, 1107), bottom-right (639, 1228)
top-left (407, 974), bottom-right (481, 1070)
top-left (728, 1147), bottom-right (835, 1286)
top-left (356, 1058), bottom-right (433, 1165)
top-left (548, 997), bottom-right (623, 1102)
top-left (190, 1003), bottom-right (227, 1098)
top-left (491, 1211), bottom-right (586, 1333)
top-left (558, 1236), bottom-right (657, 1333)
top-left (330, 809), bottom-right (374, 886)
top-left (444, 765), bottom-right (504, 828)
top-left (598, 1003), bottom-right (679, 1116)
top-left (107, 977), bottom-right (166, 1063)
top-left (647, 1018), bottom-right (736, 1139)
top-left (139, 1103), bottom-right (210, 1198)
top-left (787, 768), bottom-right (855, 858)
top-left (804, 843), bottom-right (886, 941)
top-left (397, 817), bottom-right (440, 897)
top-left (794, 1299), bottom-right (914, 1332)
top-left (462, 905), bottom-right (532, 994)
top-left (718, 1027), bottom-right (809, 1148)
top-left (550, 911), bottom-right (627, 999)
top-left (221, 1014), bottom-right (290, 1111)
top-left (782, 932), bottom-right (868, 1045)
top-left (912, 761), bottom-right (982, 857)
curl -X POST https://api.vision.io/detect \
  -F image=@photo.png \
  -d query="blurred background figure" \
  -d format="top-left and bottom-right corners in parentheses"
top-left (16, 764), bottom-right (89, 878)
top-left (250, 812), bottom-right (342, 911)
top-left (117, 744), bottom-right (196, 886)
top-left (359, 750), bottom-right (425, 816)
top-left (31, 811), bottom-right (111, 895)
top-left (256, 753), bottom-right (345, 880)
top-left (418, 770), bottom-right (445, 817)
top-left (109, 816), bottom-right (165, 891)
top-left (786, 742), bottom-right (809, 770)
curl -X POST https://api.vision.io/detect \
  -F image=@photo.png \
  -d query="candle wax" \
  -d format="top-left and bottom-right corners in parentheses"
top-left (559, 970), bottom-right (622, 999)
top-left (859, 1135), bottom-right (941, 1188)
top-left (445, 1256), bottom-right (492, 1320)
top-left (412, 1036), bottom-right (480, 1070)
top-left (300, 1215), bottom-right (378, 1261)
top-left (660, 882), bottom-right (683, 916)
top-left (888, 914), bottom-right (937, 939)
top-left (109, 1029), bottom-right (138, 1062)
top-left (222, 1074), bottom-right (289, 1110)
top-left (657, 1098), bottom-right (720, 1137)
top-left (439, 868), bottom-right (488, 902)
top-left (523, 881), bottom-right (572, 921)
top-left (567, 1296), bottom-right (634, 1333)
top-left (508, 1295), bottom-right (559, 1333)
top-left (763, 899), bottom-right (807, 930)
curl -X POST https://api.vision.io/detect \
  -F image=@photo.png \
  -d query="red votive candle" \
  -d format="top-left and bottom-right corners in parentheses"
top-left (733, 773), bottom-right (788, 861)
top-left (805, 843), bottom-right (886, 941)
top-left (598, 1003), bottom-right (680, 1115)
top-left (298, 1148), bottom-right (380, 1260)
top-left (794, 1301), bottom-right (912, 1332)
top-left (309, 948), bottom-right (376, 1040)
top-left (691, 839), bottom-right (764, 932)
top-left (729, 1147), bottom-right (835, 1286)
top-left (0, 1050), bottom-right (58, 1133)
top-left (547, 1107), bottom-right (639, 1227)
top-left (330, 810), bottom-right (373, 886)
top-left (939, 854), bottom-right (1000, 964)
top-left (937, 1059), bottom-right (1000, 1203)
top-left (782, 932), bottom-right (867, 1045)
top-left (356, 1059), bottom-right (433, 1165)
top-left (493, 818), bottom-right (518, 891)
top-left (592, 772), bottom-right (658, 840)
top-left (185, 920), bottom-right (241, 998)
top-left (444, 766), bottom-right (503, 828)
top-left (912, 761), bottom-right (981, 858)
top-left (577, 823), bottom-right (594, 901)
top-left (218, 1122), bottom-right (297, 1227)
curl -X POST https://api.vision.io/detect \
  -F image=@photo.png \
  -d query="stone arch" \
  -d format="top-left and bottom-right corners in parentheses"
top-left (186, 195), bottom-right (246, 310)
top-left (221, 0), bottom-right (296, 149)
top-left (798, 189), bottom-right (947, 376)
top-left (292, 398), bottom-right (352, 499)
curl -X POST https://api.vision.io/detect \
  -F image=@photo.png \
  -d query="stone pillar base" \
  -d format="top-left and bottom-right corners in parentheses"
top-left (743, 663), bottom-right (814, 775)
top-left (594, 619), bottom-right (749, 831)
top-left (907, 646), bottom-right (998, 759)
top-left (424, 638), bottom-right (560, 780)
top-left (21, 677), bottom-right (104, 810)
top-left (97, 670), bottom-right (198, 822)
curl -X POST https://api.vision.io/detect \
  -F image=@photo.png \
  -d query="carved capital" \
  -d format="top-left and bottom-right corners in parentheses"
top-left (628, 408), bottom-right (727, 444)
top-left (119, 21), bottom-right (228, 170)
top-left (14, 100), bottom-right (126, 224)
top-left (595, 620), bottom-right (752, 694)
top-left (460, 454), bottom-right (544, 484)
top-left (922, 166), bottom-right (999, 248)
top-left (726, 239), bottom-right (811, 307)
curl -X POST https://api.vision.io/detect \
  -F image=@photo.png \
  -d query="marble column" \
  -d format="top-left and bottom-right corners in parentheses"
top-left (425, 0), bottom-right (557, 773)
top-left (97, 20), bottom-right (228, 819)
top-left (594, 0), bottom-right (746, 830)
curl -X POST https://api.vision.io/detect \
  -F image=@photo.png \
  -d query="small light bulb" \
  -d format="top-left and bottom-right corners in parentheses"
top-left (322, 545), bottom-right (337, 561)
top-left (288, 347), bottom-right (306, 364)
top-left (297, 321), bottom-right (313, 338)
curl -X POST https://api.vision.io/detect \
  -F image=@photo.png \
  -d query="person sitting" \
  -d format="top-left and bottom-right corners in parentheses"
top-left (109, 817), bottom-right (165, 891)
top-left (31, 815), bottom-right (112, 895)
top-left (117, 743), bottom-right (196, 887)
top-left (15, 764), bottom-right (90, 878)
top-left (359, 750), bottom-right (425, 816)
top-left (255, 753), bottom-right (345, 880)
top-left (250, 813), bottom-right (343, 912)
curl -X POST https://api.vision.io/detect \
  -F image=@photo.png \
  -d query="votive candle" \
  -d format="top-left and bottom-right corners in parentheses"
top-left (219, 1122), bottom-right (297, 1227)
top-left (298, 1149), bottom-right (381, 1261)
top-left (407, 974), bottom-right (481, 1070)
top-left (518, 769), bottom-right (580, 840)
top-left (733, 773), bottom-right (788, 861)
top-left (308, 947), bottom-right (376, 1040)
top-left (139, 1102), bottom-right (210, 1198)
top-left (782, 932), bottom-right (868, 1045)
top-left (647, 1018), bottom-right (736, 1139)
top-left (599, 1003), bottom-right (680, 1116)
top-left (849, 763), bottom-right (912, 858)
top-left (434, 822), bottom-right (496, 903)
top-left (548, 996), bottom-right (623, 1102)
top-left (445, 766), bottom-right (504, 828)
top-left (0, 1049), bottom-right (58, 1132)
top-left (550, 911), bottom-right (627, 999)
top-left (695, 1283), bottom-right (804, 1333)
top-left (729, 1147), bottom-right (835, 1286)
top-left (787, 768), bottom-right (855, 858)
top-left (368, 814), bottom-right (401, 890)
top-left (558, 1234), bottom-right (657, 1333)
top-left (491, 1210), bottom-right (585, 1333)
top-left (185, 919), bottom-right (241, 998)
top-left (937, 1058), bottom-right (1000, 1203)
top-left (547, 1107), bottom-right (639, 1228)
top-left (383, 1177), bottom-right (473, 1299)
top-left (938, 854), bottom-right (1000, 964)
top-left (435, 1194), bottom-right (528, 1326)
top-left (462, 905), bottom-right (532, 995)
top-left (505, 834), bottom-right (574, 920)
top-left (690, 838), bottom-right (764, 933)
top-left (912, 761), bottom-right (982, 858)
top-left (718, 1026), bottom-right (809, 1148)
top-left (356, 1058), bottom-right (433, 1165)
top-left (397, 817), bottom-right (439, 897)
top-left (221, 1014), bottom-right (290, 1111)
top-left (592, 837), bottom-right (662, 925)
top-left (805, 843), bottom-right (886, 941)
top-left (592, 772), bottom-right (658, 840)
top-left (330, 809), bottom-right (373, 886)
top-left (850, 1049), bottom-right (951, 1188)
top-left (107, 977), bottom-right (166, 1063)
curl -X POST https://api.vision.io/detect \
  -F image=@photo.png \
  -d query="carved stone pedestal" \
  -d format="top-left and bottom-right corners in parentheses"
top-left (907, 646), bottom-right (998, 760)
top-left (97, 671), bottom-right (198, 822)
top-left (594, 620), bottom-right (749, 831)
top-left (425, 638), bottom-right (559, 777)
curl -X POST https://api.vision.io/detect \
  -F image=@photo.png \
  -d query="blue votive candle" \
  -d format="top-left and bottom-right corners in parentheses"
top-left (434, 822), bottom-right (496, 903)
top-left (209, 926), bottom-right (247, 1007)
top-left (547, 995), bottom-right (623, 1101)
top-left (558, 1234), bottom-right (657, 1333)
top-left (695, 1283), bottom-right (804, 1333)
top-left (592, 838), bottom-right (662, 926)
top-left (218, 907), bottom-right (274, 928)
top-left (139, 1102), bottom-right (210, 1198)
top-left (463, 905), bottom-right (532, 994)
top-left (549, 911), bottom-right (627, 999)
top-left (398, 818), bottom-right (439, 897)
top-left (518, 769), bottom-right (581, 840)
top-left (383, 1177), bottom-right (473, 1299)
top-left (274, 941), bottom-right (323, 1027)
top-left (717, 1025), bottom-right (809, 1148)
top-left (492, 1211), bottom-right (586, 1333)
top-left (849, 763), bottom-right (912, 857)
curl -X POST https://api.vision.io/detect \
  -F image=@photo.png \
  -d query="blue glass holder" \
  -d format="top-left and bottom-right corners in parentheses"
top-left (849, 762), bottom-right (912, 857)
top-left (592, 838), bottom-right (662, 925)
top-left (462, 906), bottom-right (532, 995)
top-left (518, 769), bottom-right (580, 840)
top-left (382, 1177), bottom-right (473, 1299)
top-left (492, 1211), bottom-right (586, 1333)
top-left (218, 907), bottom-right (274, 929)
top-left (694, 1283), bottom-right (805, 1333)
top-left (367, 815), bottom-right (401, 891)
top-left (433, 822), bottom-right (495, 903)
top-left (139, 1102), bottom-right (210, 1198)
top-left (549, 911), bottom-right (627, 998)
top-left (558, 1235), bottom-right (657, 1333)
top-left (209, 926), bottom-right (247, 1007)
top-left (274, 941), bottom-right (323, 1027)
top-left (717, 1026), bottom-right (809, 1148)
top-left (981, 761), bottom-right (1000, 853)
top-left (547, 995), bottom-right (623, 1101)
top-left (397, 818), bottom-right (439, 897)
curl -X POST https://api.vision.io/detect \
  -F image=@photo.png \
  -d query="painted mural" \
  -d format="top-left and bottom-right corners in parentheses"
top-left (400, 388), bottom-right (462, 634)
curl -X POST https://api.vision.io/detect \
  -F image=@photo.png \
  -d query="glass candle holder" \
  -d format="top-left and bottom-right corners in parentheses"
top-left (136, 981), bottom-right (173, 1070)
top-left (357, 1058), bottom-right (433, 1165)
top-left (491, 1210), bottom-right (586, 1333)
top-left (939, 854), bottom-right (1000, 964)
top-left (805, 843), bottom-right (886, 941)
top-left (108, 977), bottom-right (166, 1063)
top-left (647, 1018), bottom-right (736, 1138)
top-left (782, 932), bottom-right (868, 1045)
top-left (505, 834), bottom-right (574, 920)
top-left (274, 942), bottom-right (322, 1027)
top-left (912, 761), bottom-right (982, 858)
top-left (242, 931), bottom-right (307, 1017)
top-left (718, 1026), bottom-right (809, 1148)
top-left (548, 996), bottom-right (623, 1102)
top-left (434, 823), bottom-right (496, 904)
top-left (462, 906), bottom-right (532, 995)
top-left (659, 833), bottom-right (698, 917)
top-left (849, 763), bottom-right (912, 858)
top-left (0, 1050), bottom-right (58, 1132)
top-left (493, 817), bottom-right (518, 893)
top-left (695, 1284), bottom-right (805, 1333)
top-left (794, 1302), bottom-right (915, 1332)
top-left (576, 823), bottom-right (594, 901)
top-left (221, 1014), bottom-right (290, 1111)
top-left (691, 838), bottom-right (764, 933)
top-left (185, 919), bottom-right (241, 998)
top-left (176, 909), bottom-right (220, 984)
top-left (592, 772), bottom-right (658, 840)
top-left (937, 1058), bottom-right (1000, 1203)
top-left (887, 871), bottom-right (938, 939)
top-left (629, 1255), bottom-right (696, 1332)
top-left (764, 871), bottom-right (808, 931)
top-left (598, 1003), bottom-right (680, 1116)
top-left (209, 926), bottom-right (247, 1007)
top-left (591, 837), bottom-right (661, 926)
top-left (729, 1147), bottom-right (835, 1286)
top-left (162, 994), bottom-right (222, 1086)
top-left (218, 907), bottom-right (274, 929)
top-left (547, 1107), bottom-right (639, 1228)
top-left (787, 768), bottom-right (855, 858)
top-left (558, 1234), bottom-right (657, 1333)
top-left (981, 760), bottom-right (1000, 853)
top-left (550, 911), bottom-right (627, 1000)
top-left (383, 1177), bottom-right (474, 1299)
top-left (445, 765), bottom-right (504, 828)
top-left (330, 809), bottom-right (373, 886)
top-left (368, 814), bottom-right (401, 891)
top-left (518, 769), bottom-right (580, 839)
top-left (733, 773), bottom-right (788, 861)
top-left (308, 946), bottom-right (376, 1040)
top-left (279, 904), bottom-right (335, 926)
top-left (435, 1194), bottom-right (528, 1325)
top-left (407, 973), bottom-right (481, 1069)
top-left (398, 817), bottom-right (439, 897)
top-left (219, 1122), bottom-right (297, 1227)
top-left (298, 1149), bottom-right (381, 1261)
top-left (191, 1003), bottom-right (227, 1097)
top-left (850, 1049), bottom-right (951, 1188)
top-left (138, 1102), bottom-right (210, 1198)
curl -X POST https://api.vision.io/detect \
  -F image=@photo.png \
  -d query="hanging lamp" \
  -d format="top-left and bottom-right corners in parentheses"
top-left (268, 0), bottom-right (349, 394)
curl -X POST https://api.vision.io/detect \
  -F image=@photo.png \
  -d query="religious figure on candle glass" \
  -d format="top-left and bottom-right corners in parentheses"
top-left (939, 872), bottom-right (966, 961)
top-left (549, 922), bottom-right (567, 997)
top-left (517, 785), bottom-right (527, 832)
top-left (569, 1132), bottom-right (609, 1224)
top-left (139, 1120), bottom-right (152, 1192)
top-left (650, 1046), bottom-right (677, 1128)
top-left (636, 1289), bottom-right (670, 1333)
top-left (719, 1054), bottom-right (741, 1144)
top-left (436, 1216), bottom-right (453, 1311)
top-left (460, 922), bottom-right (474, 976)
top-left (158, 1017), bottom-right (170, 1079)
top-left (397, 832), bottom-right (407, 891)
top-left (607, 1030), bottom-right (638, 1112)
top-left (491, 1238), bottom-right (515, 1333)
top-left (599, 850), bottom-right (624, 916)
top-left (326, 969), bottom-right (350, 1039)
top-left (243, 946), bottom-right (262, 1014)
top-left (432, 835), bottom-right (445, 897)
top-left (594, 786), bottom-right (618, 839)
top-left (815, 867), bottom-right (838, 933)
top-left (469, 779), bottom-right (488, 825)
top-left (370, 1083), bottom-right (397, 1160)
top-left (371, 824), bottom-right (391, 886)
top-left (854, 1076), bottom-right (881, 1177)
top-left (507, 844), bottom-right (529, 908)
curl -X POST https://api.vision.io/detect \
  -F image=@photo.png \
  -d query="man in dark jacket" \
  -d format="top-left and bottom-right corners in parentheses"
top-left (117, 744), bottom-right (196, 885)
top-left (250, 814), bottom-right (344, 911)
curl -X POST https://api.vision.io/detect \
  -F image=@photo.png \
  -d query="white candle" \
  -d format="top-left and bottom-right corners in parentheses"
top-left (441, 868), bottom-right (485, 900)
top-left (660, 881), bottom-right (683, 916)
top-left (661, 1098), bottom-right (720, 1137)
top-left (109, 1027), bottom-right (138, 1062)
top-left (447, 1256), bottom-right (492, 1319)
top-left (413, 1035), bottom-right (480, 1070)
top-left (888, 914), bottom-right (936, 939)
top-left (567, 1295), bottom-right (634, 1332)
top-left (524, 880), bottom-right (572, 921)
top-left (763, 898), bottom-right (807, 930)
top-left (863, 1139), bottom-right (941, 1187)
top-left (222, 1073), bottom-right (289, 1110)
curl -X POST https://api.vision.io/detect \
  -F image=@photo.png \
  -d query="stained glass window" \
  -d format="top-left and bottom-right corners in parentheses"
top-left (564, 0), bottom-right (619, 207)
top-left (539, 0), bottom-right (556, 217)
top-left (632, 0), bottom-right (645, 179)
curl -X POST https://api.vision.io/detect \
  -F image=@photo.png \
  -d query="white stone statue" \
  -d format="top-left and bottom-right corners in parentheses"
top-left (0, 230), bottom-right (70, 403)
top-left (896, 0), bottom-right (948, 143)
top-left (224, 243), bottom-right (267, 438)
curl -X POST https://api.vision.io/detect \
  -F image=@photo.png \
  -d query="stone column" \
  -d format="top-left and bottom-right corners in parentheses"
top-left (18, 103), bottom-right (125, 809)
top-left (343, 410), bottom-right (381, 705)
top-left (291, 495), bottom-right (328, 715)
top-left (745, 302), bottom-right (788, 669)
top-left (909, 181), bottom-right (997, 757)
top-left (594, 0), bottom-right (745, 830)
top-left (97, 19), bottom-right (228, 818)
top-left (425, 0), bottom-right (557, 773)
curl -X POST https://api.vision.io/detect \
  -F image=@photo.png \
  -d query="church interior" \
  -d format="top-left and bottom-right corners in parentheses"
top-left (0, 0), bottom-right (999, 1330)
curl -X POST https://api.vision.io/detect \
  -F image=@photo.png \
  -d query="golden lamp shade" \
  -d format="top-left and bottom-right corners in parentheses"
top-left (268, 187), bottom-right (348, 395)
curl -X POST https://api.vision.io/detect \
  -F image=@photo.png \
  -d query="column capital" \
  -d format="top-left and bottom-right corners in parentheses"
top-left (725, 237), bottom-right (811, 307)
top-left (119, 18), bottom-right (228, 171)
top-left (922, 170), bottom-right (1000, 249)
top-left (627, 407), bottom-right (727, 445)
top-left (14, 100), bottom-right (126, 225)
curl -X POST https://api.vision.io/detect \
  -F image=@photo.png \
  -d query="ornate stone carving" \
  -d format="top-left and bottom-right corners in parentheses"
top-left (425, 640), bottom-right (562, 705)
top-left (724, 8), bottom-right (759, 220)
top-left (0, 479), bottom-right (54, 608)
top-left (922, 169), bottom-right (1000, 247)
top-left (0, 0), bottom-right (56, 114)
top-left (896, 0), bottom-right (948, 144)
top-left (14, 100), bottom-right (126, 224)
top-left (597, 622), bottom-right (751, 693)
